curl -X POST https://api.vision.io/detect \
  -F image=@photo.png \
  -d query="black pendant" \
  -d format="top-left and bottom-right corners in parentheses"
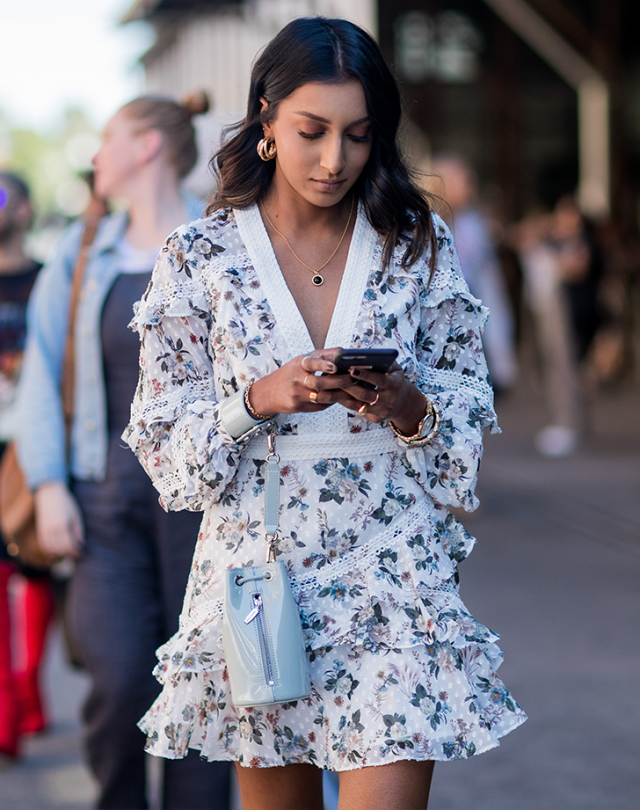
top-left (312, 274), bottom-right (324, 286)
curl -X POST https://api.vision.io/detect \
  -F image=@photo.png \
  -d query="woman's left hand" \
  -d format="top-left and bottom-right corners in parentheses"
top-left (336, 362), bottom-right (427, 435)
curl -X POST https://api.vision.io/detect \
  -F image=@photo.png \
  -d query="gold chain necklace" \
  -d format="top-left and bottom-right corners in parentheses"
top-left (260, 196), bottom-right (354, 287)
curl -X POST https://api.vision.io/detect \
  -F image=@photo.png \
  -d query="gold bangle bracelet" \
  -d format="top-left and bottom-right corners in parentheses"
top-left (244, 382), bottom-right (275, 422)
top-left (389, 394), bottom-right (440, 447)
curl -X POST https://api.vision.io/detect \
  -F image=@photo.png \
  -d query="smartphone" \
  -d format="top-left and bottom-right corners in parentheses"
top-left (332, 348), bottom-right (399, 390)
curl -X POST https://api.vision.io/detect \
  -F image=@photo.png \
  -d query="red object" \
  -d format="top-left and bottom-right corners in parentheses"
top-left (0, 561), bottom-right (19, 757)
top-left (15, 576), bottom-right (55, 735)
top-left (0, 562), bottom-right (54, 757)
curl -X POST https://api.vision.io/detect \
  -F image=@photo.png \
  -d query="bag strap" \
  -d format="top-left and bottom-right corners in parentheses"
top-left (263, 429), bottom-right (281, 563)
top-left (60, 195), bottom-right (108, 437)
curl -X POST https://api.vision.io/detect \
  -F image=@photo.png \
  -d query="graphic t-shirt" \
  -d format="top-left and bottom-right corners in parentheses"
top-left (0, 260), bottom-right (41, 440)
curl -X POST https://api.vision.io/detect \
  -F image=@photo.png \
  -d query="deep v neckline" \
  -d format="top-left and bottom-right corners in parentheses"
top-left (234, 203), bottom-right (375, 357)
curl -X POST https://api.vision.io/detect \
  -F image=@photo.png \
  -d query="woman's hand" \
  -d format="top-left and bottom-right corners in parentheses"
top-left (248, 348), bottom-right (354, 416)
top-left (249, 351), bottom-right (428, 437)
top-left (337, 362), bottom-right (428, 436)
top-left (35, 481), bottom-right (84, 559)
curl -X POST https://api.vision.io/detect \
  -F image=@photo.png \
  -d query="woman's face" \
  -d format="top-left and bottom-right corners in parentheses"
top-left (92, 110), bottom-right (149, 199)
top-left (263, 80), bottom-right (372, 208)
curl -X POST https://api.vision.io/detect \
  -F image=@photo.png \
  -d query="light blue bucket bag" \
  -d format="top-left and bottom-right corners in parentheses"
top-left (222, 431), bottom-right (311, 707)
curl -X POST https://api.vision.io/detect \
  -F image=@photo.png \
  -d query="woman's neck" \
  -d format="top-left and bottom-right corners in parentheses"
top-left (262, 182), bottom-right (352, 237)
top-left (124, 171), bottom-right (188, 251)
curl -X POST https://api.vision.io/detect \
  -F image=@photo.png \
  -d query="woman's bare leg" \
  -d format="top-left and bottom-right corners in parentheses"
top-left (234, 762), bottom-right (324, 810)
top-left (338, 760), bottom-right (434, 810)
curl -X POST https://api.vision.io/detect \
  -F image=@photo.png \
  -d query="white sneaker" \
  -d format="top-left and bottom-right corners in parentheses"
top-left (535, 425), bottom-right (579, 458)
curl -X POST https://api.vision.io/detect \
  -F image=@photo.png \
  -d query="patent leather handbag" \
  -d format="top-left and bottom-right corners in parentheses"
top-left (222, 430), bottom-right (311, 707)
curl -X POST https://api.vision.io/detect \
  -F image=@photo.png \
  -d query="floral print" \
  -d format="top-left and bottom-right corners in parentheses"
top-left (124, 203), bottom-right (526, 769)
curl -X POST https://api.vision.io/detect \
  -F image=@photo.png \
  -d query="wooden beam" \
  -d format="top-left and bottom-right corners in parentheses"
top-left (481, 0), bottom-right (599, 87)
top-left (525, 0), bottom-right (596, 63)
top-left (481, 0), bottom-right (610, 217)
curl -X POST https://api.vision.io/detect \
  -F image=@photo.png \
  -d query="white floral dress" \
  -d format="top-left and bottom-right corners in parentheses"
top-left (124, 203), bottom-right (526, 770)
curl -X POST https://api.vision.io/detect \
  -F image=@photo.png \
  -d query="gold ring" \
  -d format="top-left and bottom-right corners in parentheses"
top-left (357, 403), bottom-right (368, 415)
top-left (303, 354), bottom-right (319, 372)
top-left (371, 392), bottom-right (380, 406)
top-left (310, 391), bottom-right (318, 404)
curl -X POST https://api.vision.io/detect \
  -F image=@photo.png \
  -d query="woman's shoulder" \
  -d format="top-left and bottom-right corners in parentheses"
top-left (132, 209), bottom-right (238, 327)
top-left (390, 212), bottom-right (455, 275)
top-left (159, 208), bottom-right (240, 275)
top-left (390, 212), bottom-right (475, 306)
top-left (429, 212), bottom-right (462, 280)
top-left (180, 207), bottom-right (236, 240)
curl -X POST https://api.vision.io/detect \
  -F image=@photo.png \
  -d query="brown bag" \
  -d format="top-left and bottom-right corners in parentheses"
top-left (0, 205), bottom-right (104, 569)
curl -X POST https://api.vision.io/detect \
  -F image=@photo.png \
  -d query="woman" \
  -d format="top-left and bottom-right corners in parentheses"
top-left (15, 96), bottom-right (231, 808)
top-left (125, 19), bottom-right (527, 810)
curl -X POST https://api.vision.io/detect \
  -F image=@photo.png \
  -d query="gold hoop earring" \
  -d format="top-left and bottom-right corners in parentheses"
top-left (257, 137), bottom-right (277, 161)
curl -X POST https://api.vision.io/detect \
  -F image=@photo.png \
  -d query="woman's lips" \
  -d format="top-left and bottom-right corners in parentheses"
top-left (312, 179), bottom-right (345, 192)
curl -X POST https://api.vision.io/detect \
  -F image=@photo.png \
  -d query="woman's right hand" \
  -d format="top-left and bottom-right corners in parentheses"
top-left (35, 481), bottom-right (84, 558)
top-left (248, 348), bottom-right (353, 416)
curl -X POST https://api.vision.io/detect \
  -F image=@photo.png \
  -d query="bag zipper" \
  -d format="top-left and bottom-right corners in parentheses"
top-left (244, 592), bottom-right (275, 687)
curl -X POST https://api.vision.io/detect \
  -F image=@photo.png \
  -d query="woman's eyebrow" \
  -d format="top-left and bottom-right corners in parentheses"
top-left (294, 111), bottom-right (370, 126)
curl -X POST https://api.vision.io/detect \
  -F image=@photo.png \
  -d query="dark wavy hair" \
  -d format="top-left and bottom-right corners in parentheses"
top-left (208, 17), bottom-right (436, 273)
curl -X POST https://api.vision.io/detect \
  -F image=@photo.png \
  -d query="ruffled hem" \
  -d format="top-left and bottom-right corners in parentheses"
top-left (141, 556), bottom-right (529, 769)
top-left (151, 507), bottom-right (484, 686)
top-left (139, 636), bottom-right (527, 768)
top-left (151, 583), bottom-right (496, 682)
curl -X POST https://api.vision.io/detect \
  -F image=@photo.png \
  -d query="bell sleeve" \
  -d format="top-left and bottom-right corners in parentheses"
top-left (123, 225), bottom-right (246, 512)
top-left (400, 215), bottom-right (499, 511)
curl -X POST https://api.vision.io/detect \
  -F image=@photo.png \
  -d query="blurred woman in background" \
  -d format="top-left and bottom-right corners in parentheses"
top-left (15, 95), bottom-right (231, 809)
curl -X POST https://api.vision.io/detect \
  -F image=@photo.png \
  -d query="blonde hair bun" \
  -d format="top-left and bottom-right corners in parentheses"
top-left (182, 90), bottom-right (211, 118)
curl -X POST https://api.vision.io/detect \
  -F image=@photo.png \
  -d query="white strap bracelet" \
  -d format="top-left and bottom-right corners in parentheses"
top-left (218, 387), bottom-right (272, 442)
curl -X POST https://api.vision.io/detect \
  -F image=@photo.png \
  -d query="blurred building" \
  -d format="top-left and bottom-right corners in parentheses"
top-left (382, 0), bottom-right (640, 229)
top-left (122, 0), bottom-right (640, 234)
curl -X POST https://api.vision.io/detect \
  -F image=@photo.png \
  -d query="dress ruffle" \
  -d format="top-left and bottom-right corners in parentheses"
top-left (140, 504), bottom-right (526, 768)
top-left (152, 502), bottom-right (478, 678)
top-left (140, 592), bottom-right (526, 768)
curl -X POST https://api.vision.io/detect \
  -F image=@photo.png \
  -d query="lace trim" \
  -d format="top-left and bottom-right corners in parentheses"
top-left (234, 205), bottom-right (382, 361)
top-left (246, 427), bottom-right (401, 460)
top-left (201, 250), bottom-right (256, 275)
top-left (420, 368), bottom-right (494, 407)
top-left (323, 203), bottom-right (378, 350)
top-left (417, 215), bottom-right (487, 313)
top-left (428, 274), bottom-right (472, 303)
top-left (183, 496), bottom-right (450, 629)
top-left (129, 383), bottom-right (215, 426)
top-left (235, 206), bottom-right (315, 357)
top-left (170, 413), bottom-right (194, 497)
top-left (132, 212), bottom-right (480, 336)
top-left (132, 279), bottom-right (210, 323)
top-left (152, 469), bottom-right (184, 499)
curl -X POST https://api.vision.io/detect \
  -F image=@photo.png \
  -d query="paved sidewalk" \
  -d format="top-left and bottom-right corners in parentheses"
top-left (1, 629), bottom-right (96, 809)
top-left (429, 377), bottom-right (640, 809)
top-left (2, 375), bottom-right (638, 809)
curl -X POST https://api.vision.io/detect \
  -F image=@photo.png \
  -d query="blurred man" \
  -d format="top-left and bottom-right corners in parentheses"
top-left (0, 172), bottom-right (54, 764)
top-left (432, 154), bottom-right (518, 392)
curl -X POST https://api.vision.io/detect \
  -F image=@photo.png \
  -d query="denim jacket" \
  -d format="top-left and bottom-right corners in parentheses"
top-left (15, 195), bottom-right (204, 489)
